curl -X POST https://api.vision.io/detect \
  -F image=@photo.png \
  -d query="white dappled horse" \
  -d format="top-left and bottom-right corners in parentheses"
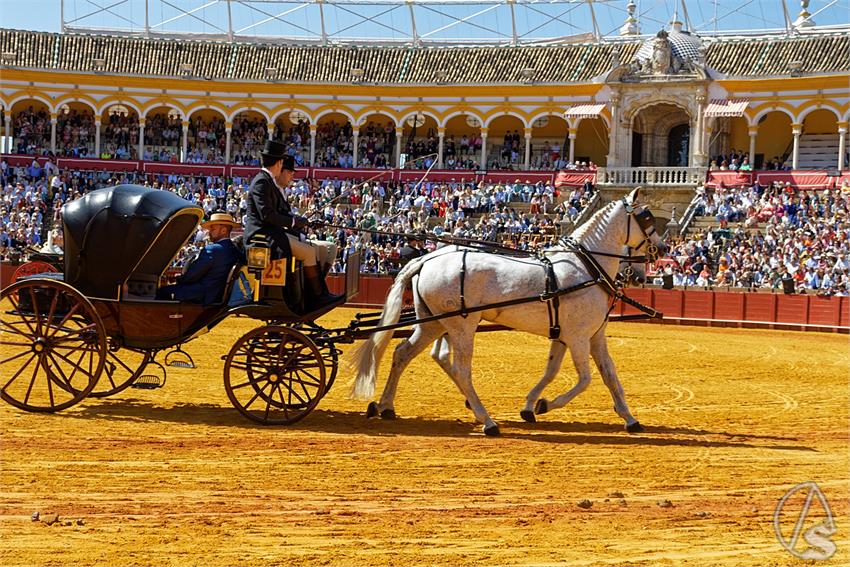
top-left (351, 188), bottom-right (664, 436)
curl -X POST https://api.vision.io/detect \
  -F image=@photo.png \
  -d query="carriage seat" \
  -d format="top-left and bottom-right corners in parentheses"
top-left (126, 273), bottom-right (159, 299)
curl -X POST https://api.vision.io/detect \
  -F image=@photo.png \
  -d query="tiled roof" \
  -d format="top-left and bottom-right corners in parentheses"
top-left (705, 33), bottom-right (850, 77)
top-left (1, 28), bottom-right (848, 84)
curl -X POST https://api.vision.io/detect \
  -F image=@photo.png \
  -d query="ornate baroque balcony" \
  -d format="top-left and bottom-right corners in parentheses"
top-left (597, 166), bottom-right (705, 186)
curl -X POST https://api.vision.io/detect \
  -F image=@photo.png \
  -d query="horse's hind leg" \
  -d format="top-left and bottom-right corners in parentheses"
top-left (441, 319), bottom-right (500, 436)
top-left (371, 322), bottom-right (444, 419)
top-left (520, 340), bottom-right (567, 422)
top-left (535, 340), bottom-right (592, 416)
top-left (590, 329), bottom-right (643, 433)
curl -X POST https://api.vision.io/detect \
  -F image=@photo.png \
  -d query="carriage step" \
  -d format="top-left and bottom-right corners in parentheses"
top-left (130, 361), bottom-right (167, 390)
top-left (131, 375), bottom-right (165, 389)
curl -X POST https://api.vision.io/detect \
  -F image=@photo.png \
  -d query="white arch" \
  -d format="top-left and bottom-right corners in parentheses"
top-left (53, 97), bottom-right (98, 116)
top-left (355, 110), bottom-right (399, 128)
top-left (186, 104), bottom-right (229, 121)
top-left (313, 107), bottom-right (356, 125)
top-left (7, 94), bottom-right (54, 113)
top-left (97, 99), bottom-right (143, 118)
top-left (398, 109), bottom-right (441, 128)
top-left (143, 103), bottom-right (186, 120)
top-left (270, 106), bottom-right (314, 125)
top-left (229, 106), bottom-right (272, 123)
top-left (797, 104), bottom-right (842, 124)
top-left (439, 110), bottom-right (486, 129)
top-left (528, 110), bottom-right (570, 128)
top-left (483, 111), bottom-right (529, 129)
top-left (749, 105), bottom-right (796, 127)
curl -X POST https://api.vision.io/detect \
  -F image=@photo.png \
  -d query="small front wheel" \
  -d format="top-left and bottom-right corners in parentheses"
top-left (223, 326), bottom-right (326, 425)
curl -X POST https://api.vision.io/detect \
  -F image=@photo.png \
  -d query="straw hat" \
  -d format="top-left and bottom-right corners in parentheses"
top-left (201, 212), bottom-right (240, 229)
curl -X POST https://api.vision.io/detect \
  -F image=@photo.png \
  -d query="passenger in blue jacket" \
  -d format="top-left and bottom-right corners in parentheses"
top-left (157, 212), bottom-right (241, 304)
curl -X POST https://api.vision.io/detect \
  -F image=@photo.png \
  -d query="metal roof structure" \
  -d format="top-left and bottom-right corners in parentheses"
top-left (58, 0), bottom-right (850, 46)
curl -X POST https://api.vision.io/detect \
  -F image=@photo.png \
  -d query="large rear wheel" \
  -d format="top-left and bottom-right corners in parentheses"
top-left (224, 326), bottom-right (326, 425)
top-left (0, 279), bottom-right (106, 412)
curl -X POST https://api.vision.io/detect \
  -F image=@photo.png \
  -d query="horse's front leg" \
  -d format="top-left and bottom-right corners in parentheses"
top-left (520, 339), bottom-right (567, 422)
top-left (535, 340), bottom-right (592, 416)
top-left (368, 322), bottom-right (444, 420)
top-left (590, 329), bottom-right (643, 433)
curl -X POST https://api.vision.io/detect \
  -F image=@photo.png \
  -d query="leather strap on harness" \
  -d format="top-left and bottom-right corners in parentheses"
top-left (538, 253), bottom-right (561, 340)
top-left (459, 249), bottom-right (469, 318)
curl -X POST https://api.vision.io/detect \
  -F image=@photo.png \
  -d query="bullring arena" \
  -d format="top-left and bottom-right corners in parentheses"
top-left (2, 0), bottom-right (850, 565)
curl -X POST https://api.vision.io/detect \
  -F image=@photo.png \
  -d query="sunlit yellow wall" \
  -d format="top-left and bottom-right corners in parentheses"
top-left (803, 109), bottom-right (839, 133)
top-left (728, 117), bottom-right (749, 153)
top-left (755, 112), bottom-right (792, 162)
top-left (575, 118), bottom-right (609, 165)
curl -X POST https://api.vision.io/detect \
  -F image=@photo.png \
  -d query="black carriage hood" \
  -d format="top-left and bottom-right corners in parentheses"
top-left (62, 185), bottom-right (204, 299)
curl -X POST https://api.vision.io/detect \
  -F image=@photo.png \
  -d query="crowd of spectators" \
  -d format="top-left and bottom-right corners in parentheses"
top-left (10, 107), bottom-right (50, 155)
top-left (55, 109), bottom-right (96, 158)
top-left (100, 110), bottom-right (139, 160)
top-left (660, 180), bottom-right (850, 295)
top-left (185, 116), bottom-right (227, 164)
top-left (709, 150), bottom-right (790, 171)
top-left (141, 113), bottom-right (182, 163)
top-left (0, 159), bottom-right (596, 274)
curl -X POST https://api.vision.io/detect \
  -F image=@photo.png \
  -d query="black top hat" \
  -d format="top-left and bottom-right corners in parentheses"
top-left (260, 140), bottom-right (295, 171)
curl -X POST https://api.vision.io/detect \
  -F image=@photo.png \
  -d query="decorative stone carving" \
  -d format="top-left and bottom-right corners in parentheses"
top-left (650, 30), bottom-right (674, 75)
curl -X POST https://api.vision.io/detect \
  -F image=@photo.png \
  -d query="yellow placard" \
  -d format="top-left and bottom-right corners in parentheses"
top-left (261, 259), bottom-right (287, 286)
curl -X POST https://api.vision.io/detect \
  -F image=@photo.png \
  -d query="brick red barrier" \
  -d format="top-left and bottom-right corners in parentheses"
top-left (327, 276), bottom-right (849, 333)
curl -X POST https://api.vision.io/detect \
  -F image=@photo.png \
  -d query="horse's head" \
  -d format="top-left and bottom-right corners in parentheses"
top-left (621, 187), bottom-right (666, 263)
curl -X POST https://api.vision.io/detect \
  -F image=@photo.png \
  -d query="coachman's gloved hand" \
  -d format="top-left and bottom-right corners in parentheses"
top-left (292, 215), bottom-right (309, 231)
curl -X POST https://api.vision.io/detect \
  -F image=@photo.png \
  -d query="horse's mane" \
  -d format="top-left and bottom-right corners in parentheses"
top-left (571, 199), bottom-right (620, 242)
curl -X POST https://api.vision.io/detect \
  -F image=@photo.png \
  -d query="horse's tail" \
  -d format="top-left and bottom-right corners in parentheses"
top-left (349, 254), bottom-right (429, 400)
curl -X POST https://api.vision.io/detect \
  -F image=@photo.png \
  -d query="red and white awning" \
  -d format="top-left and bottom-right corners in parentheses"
top-left (705, 99), bottom-right (749, 117)
top-left (563, 103), bottom-right (606, 120)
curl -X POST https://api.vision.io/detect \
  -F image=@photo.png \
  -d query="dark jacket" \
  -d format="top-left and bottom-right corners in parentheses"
top-left (243, 170), bottom-right (299, 259)
top-left (158, 239), bottom-right (240, 304)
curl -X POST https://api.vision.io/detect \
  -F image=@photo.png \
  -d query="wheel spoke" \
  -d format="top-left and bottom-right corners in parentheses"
top-left (22, 356), bottom-right (41, 405)
top-left (0, 349), bottom-right (32, 365)
top-left (28, 288), bottom-right (42, 336)
top-left (0, 340), bottom-right (33, 347)
top-left (52, 323), bottom-right (97, 344)
top-left (7, 295), bottom-right (39, 336)
top-left (45, 353), bottom-right (75, 390)
top-left (47, 302), bottom-right (81, 338)
top-left (45, 289), bottom-right (59, 326)
top-left (242, 380), bottom-right (272, 410)
top-left (46, 358), bottom-right (55, 407)
top-left (0, 320), bottom-right (34, 339)
top-left (50, 346), bottom-right (94, 381)
top-left (2, 353), bottom-right (38, 391)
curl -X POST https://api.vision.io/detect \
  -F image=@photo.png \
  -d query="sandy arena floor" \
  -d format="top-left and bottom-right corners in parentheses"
top-left (1, 308), bottom-right (848, 566)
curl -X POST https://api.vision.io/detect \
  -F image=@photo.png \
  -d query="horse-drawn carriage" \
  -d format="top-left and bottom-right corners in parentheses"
top-left (2, 184), bottom-right (664, 435)
top-left (0, 185), bottom-right (360, 425)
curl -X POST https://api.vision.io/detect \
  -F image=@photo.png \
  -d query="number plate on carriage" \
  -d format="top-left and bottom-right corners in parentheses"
top-left (261, 259), bottom-right (286, 286)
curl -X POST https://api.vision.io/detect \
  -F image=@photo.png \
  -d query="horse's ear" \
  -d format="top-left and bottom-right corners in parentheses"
top-left (628, 186), bottom-right (642, 205)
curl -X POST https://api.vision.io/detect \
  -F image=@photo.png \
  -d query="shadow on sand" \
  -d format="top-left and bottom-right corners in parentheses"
top-left (65, 398), bottom-right (815, 452)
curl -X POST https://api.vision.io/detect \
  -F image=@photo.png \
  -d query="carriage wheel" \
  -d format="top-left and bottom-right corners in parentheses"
top-left (0, 279), bottom-right (106, 412)
top-left (293, 322), bottom-right (339, 398)
top-left (87, 345), bottom-right (152, 398)
top-left (224, 326), bottom-right (326, 425)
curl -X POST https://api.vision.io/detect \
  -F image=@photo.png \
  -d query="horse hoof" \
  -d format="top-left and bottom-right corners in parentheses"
top-left (483, 424), bottom-right (501, 437)
top-left (465, 399), bottom-right (471, 410)
top-left (380, 408), bottom-right (397, 420)
top-left (366, 402), bottom-right (379, 418)
top-left (535, 399), bottom-right (549, 415)
top-left (626, 421), bottom-right (645, 433)
top-left (520, 409), bottom-right (536, 423)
